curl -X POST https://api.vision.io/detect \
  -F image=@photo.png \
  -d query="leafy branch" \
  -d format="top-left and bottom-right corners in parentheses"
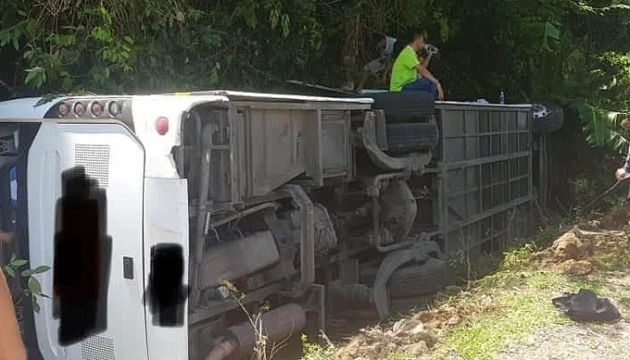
top-left (2, 254), bottom-right (51, 313)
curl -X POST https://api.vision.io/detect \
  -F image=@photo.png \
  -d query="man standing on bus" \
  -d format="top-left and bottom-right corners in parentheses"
top-left (389, 30), bottom-right (444, 100)
top-left (355, 35), bottom-right (399, 93)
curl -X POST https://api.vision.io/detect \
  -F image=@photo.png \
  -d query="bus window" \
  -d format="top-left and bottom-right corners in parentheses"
top-left (0, 131), bottom-right (18, 230)
top-left (0, 131), bottom-right (19, 249)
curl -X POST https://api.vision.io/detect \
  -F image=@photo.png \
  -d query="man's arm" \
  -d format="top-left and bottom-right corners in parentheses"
top-left (616, 143), bottom-right (630, 180)
top-left (0, 270), bottom-right (28, 360)
top-left (415, 63), bottom-right (438, 84)
top-left (415, 63), bottom-right (444, 100)
top-left (421, 52), bottom-right (433, 68)
top-left (624, 143), bottom-right (630, 173)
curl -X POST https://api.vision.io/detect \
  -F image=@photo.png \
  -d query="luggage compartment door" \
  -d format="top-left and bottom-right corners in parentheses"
top-left (27, 122), bottom-right (148, 360)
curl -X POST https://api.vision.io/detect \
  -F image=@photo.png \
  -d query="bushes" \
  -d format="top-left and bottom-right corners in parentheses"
top-left (1, 0), bottom-right (630, 141)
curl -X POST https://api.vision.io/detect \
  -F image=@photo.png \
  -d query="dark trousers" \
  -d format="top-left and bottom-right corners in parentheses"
top-left (402, 78), bottom-right (438, 97)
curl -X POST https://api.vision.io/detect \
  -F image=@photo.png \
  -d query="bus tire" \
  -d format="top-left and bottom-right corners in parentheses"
top-left (388, 257), bottom-right (448, 298)
top-left (386, 122), bottom-right (439, 152)
top-left (360, 91), bottom-right (436, 119)
top-left (532, 103), bottom-right (564, 134)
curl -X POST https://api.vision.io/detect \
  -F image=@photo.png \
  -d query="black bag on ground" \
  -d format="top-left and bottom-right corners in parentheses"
top-left (552, 288), bottom-right (621, 323)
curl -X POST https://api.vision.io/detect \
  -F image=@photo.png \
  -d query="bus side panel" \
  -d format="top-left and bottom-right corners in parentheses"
top-left (143, 177), bottom-right (189, 360)
top-left (27, 122), bottom-right (148, 360)
top-left (24, 123), bottom-right (60, 359)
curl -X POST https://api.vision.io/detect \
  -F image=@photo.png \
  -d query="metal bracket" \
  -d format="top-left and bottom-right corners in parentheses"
top-left (301, 284), bottom-right (327, 332)
top-left (278, 184), bottom-right (315, 298)
top-left (372, 240), bottom-right (442, 319)
top-left (263, 211), bottom-right (297, 276)
top-left (374, 109), bottom-right (389, 150)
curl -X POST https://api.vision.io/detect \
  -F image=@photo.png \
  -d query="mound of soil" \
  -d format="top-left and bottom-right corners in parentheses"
top-left (555, 259), bottom-right (593, 276)
top-left (334, 294), bottom-right (498, 359)
top-left (530, 211), bottom-right (630, 276)
top-left (336, 319), bottom-right (435, 360)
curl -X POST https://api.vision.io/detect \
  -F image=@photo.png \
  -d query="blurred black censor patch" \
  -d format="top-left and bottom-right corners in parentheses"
top-left (52, 166), bottom-right (187, 346)
top-left (53, 166), bottom-right (112, 346)
top-left (146, 243), bottom-right (187, 327)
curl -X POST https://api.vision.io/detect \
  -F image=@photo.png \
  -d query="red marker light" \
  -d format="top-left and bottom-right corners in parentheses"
top-left (91, 102), bottom-right (103, 117)
top-left (58, 103), bottom-right (69, 117)
top-left (74, 102), bottom-right (86, 116)
top-left (155, 117), bottom-right (169, 135)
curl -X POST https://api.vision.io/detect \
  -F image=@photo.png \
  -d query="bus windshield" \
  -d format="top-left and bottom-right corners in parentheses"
top-left (0, 121), bottom-right (47, 359)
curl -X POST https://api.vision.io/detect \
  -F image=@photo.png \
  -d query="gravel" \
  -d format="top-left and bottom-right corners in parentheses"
top-left (498, 320), bottom-right (630, 360)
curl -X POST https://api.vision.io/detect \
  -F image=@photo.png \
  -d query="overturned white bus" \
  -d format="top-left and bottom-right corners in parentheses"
top-left (0, 90), bottom-right (548, 360)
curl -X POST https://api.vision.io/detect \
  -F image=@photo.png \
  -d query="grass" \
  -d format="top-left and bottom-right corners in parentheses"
top-left (386, 349), bottom-right (417, 359)
top-left (300, 221), bottom-right (630, 360)
top-left (438, 292), bottom-right (562, 359)
top-left (618, 296), bottom-right (630, 309)
top-left (429, 221), bottom-right (630, 360)
top-left (445, 224), bottom-right (571, 286)
top-left (595, 252), bottom-right (630, 272)
top-left (435, 270), bottom-right (572, 360)
top-left (436, 254), bottom-right (630, 359)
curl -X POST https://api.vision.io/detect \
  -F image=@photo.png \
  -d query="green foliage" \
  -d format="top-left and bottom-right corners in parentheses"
top-left (0, 0), bottom-right (328, 93)
top-left (300, 334), bottom-right (336, 360)
top-left (576, 103), bottom-right (627, 153)
top-left (2, 254), bottom-right (51, 313)
top-left (501, 244), bottom-right (536, 271)
top-left (1, 1), bottom-right (628, 218)
top-left (0, 0), bottom-right (630, 157)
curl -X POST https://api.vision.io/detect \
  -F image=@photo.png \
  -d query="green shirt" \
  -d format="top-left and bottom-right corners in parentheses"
top-left (389, 46), bottom-right (422, 92)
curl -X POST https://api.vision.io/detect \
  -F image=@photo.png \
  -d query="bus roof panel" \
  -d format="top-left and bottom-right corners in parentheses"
top-left (181, 90), bottom-right (375, 104)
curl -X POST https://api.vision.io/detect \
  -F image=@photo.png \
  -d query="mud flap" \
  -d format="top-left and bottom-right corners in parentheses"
top-left (372, 241), bottom-right (442, 319)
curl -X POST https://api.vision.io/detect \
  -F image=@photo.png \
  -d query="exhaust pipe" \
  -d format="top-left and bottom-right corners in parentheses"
top-left (204, 303), bottom-right (306, 360)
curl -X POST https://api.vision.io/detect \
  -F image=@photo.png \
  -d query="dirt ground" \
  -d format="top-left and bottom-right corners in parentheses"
top-left (305, 207), bottom-right (630, 360)
top-left (495, 275), bottom-right (630, 360)
top-left (498, 321), bottom-right (630, 360)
